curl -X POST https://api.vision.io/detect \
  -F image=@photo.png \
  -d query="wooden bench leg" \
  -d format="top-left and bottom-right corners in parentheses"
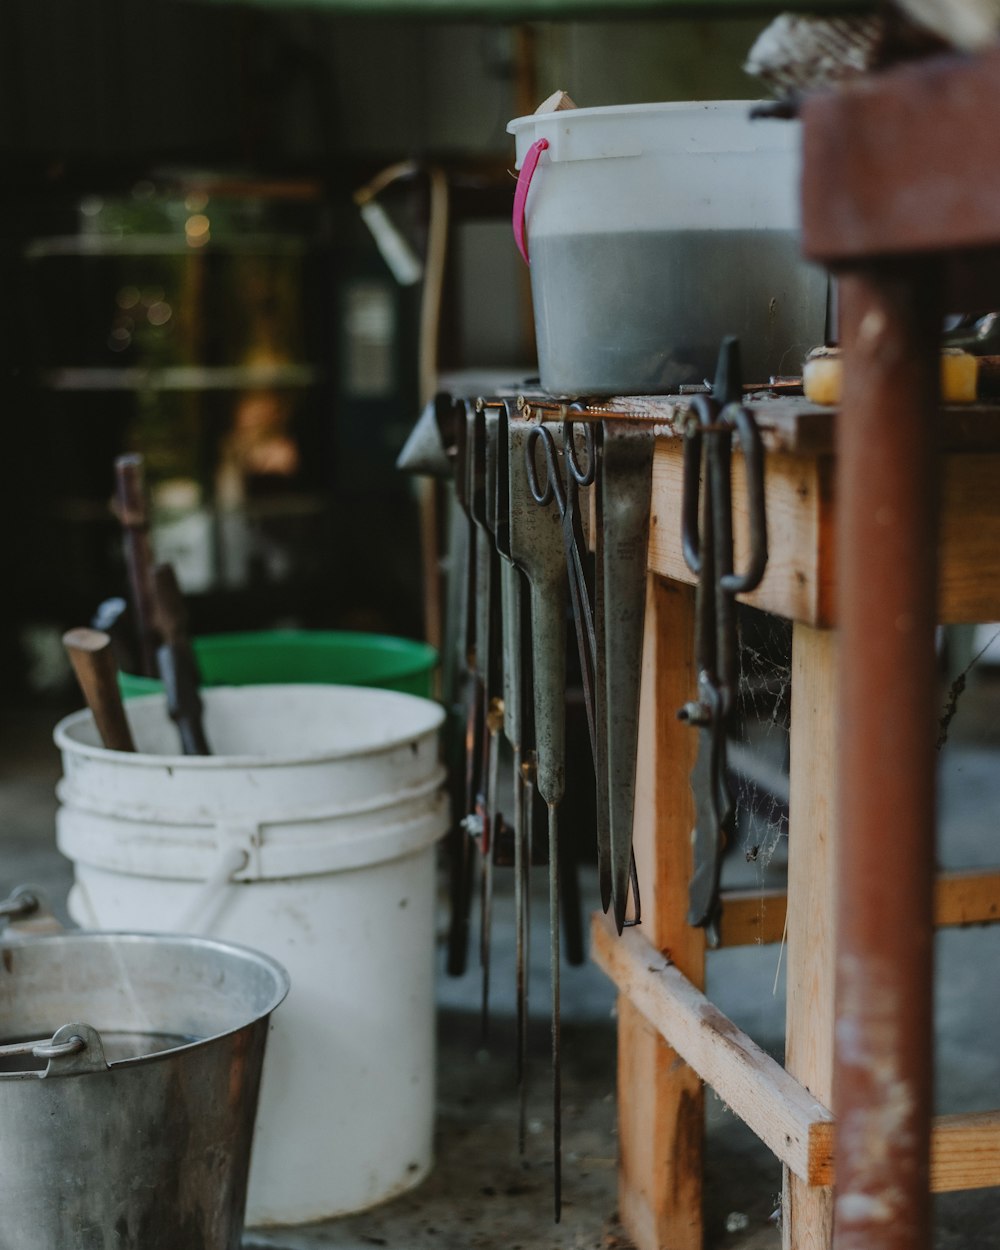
top-left (783, 623), bottom-right (837, 1249)
top-left (617, 576), bottom-right (705, 1250)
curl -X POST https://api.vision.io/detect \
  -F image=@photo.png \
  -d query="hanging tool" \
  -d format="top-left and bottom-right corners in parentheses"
top-left (469, 399), bottom-right (506, 1036)
top-left (508, 407), bottom-right (568, 1220)
top-left (678, 338), bottom-right (768, 946)
top-left (598, 423), bottom-right (656, 934)
top-left (444, 400), bottom-right (481, 978)
top-left (524, 410), bottom-right (651, 935)
top-left (496, 398), bottom-right (539, 1153)
top-left (152, 563), bottom-right (211, 757)
top-left (113, 454), bottom-right (159, 678)
top-left (62, 628), bottom-right (136, 753)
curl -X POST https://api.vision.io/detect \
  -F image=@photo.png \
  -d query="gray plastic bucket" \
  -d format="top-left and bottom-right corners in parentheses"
top-left (0, 926), bottom-right (289, 1250)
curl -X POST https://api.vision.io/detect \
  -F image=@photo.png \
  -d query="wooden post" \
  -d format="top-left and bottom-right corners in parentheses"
top-left (783, 623), bottom-right (837, 1249)
top-left (617, 575), bottom-right (705, 1250)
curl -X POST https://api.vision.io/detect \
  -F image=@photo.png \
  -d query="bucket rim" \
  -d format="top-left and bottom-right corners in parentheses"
top-left (0, 929), bottom-right (290, 1075)
top-left (507, 98), bottom-right (770, 134)
top-left (56, 763), bottom-right (447, 829)
top-left (53, 683), bottom-right (446, 769)
top-left (195, 628), bottom-right (439, 670)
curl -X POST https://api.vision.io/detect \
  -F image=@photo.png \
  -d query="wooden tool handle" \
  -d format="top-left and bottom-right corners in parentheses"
top-left (113, 454), bottom-right (149, 528)
top-left (62, 628), bottom-right (136, 753)
top-left (113, 453), bottom-right (159, 676)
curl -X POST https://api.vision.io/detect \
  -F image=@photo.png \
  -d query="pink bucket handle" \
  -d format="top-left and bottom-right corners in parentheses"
top-left (512, 138), bottom-right (548, 265)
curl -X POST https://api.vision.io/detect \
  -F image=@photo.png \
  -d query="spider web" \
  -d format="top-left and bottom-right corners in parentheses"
top-left (729, 605), bottom-right (793, 881)
top-left (727, 613), bottom-right (1000, 890)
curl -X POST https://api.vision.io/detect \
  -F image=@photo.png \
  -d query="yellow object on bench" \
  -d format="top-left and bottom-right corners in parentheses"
top-left (803, 346), bottom-right (979, 406)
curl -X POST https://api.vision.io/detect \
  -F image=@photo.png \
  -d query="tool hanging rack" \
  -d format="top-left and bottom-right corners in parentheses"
top-left (436, 344), bottom-right (778, 1222)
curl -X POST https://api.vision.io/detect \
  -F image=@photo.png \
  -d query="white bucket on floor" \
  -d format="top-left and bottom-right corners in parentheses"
top-left (53, 684), bottom-right (448, 1229)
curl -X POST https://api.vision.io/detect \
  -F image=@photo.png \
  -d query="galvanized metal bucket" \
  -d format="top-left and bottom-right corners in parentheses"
top-left (0, 890), bottom-right (289, 1250)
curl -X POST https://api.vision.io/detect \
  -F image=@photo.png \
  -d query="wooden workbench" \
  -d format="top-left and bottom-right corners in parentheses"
top-left (579, 394), bottom-right (1000, 1250)
top-left (564, 41), bottom-right (1000, 1250)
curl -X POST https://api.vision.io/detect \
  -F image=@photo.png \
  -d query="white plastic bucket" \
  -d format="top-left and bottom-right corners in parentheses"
top-left (53, 684), bottom-right (448, 1228)
top-left (508, 100), bottom-right (828, 396)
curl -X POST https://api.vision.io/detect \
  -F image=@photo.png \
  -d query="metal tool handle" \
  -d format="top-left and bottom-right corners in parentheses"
top-left (525, 420), bottom-right (597, 508)
top-left (680, 393), bottom-right (716, 576)
top-left (525, 424), bottom-right (561, 508)
top-left (718, 403), bottom-right (768, 595)
top-left (562, 416), bottom-right (597, 487)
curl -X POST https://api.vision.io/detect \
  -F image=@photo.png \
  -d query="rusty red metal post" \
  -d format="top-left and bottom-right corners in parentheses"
top-left (794, 50), bottom-right (1000, 1246)
top-left (832, 263), bottom-right (941, 1250)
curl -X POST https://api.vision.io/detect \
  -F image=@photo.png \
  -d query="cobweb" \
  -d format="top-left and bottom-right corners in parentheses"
top-left (727, 613), bottom-right (1000, 890)
top-left (730, 605), bottom-right (793, 880)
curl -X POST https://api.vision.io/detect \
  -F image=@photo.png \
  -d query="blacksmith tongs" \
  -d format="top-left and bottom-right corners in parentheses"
top-left (679, 338), bottom-right (768, 945)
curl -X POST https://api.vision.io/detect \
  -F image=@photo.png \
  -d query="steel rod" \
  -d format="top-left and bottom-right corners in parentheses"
top-left (547, 799), bottom-right (561, 1223)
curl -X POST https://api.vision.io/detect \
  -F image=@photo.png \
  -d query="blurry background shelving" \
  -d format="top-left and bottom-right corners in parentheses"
top-left (0, 0), bottom-right (818, 701)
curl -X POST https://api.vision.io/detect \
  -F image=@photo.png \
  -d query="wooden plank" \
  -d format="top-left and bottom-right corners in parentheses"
top-left (598, 916), bottom-right (1000, 1196)
top-left (717, 887), bottom-right (788, 948)
top-left (930, 1112), bottom-right (1000, 1193)
top-left (649, 439), bottom-right (1000, 626)
top-left (616, 576), bottom-right (704, 1250)
top-left (940, 455), bottom-right (1000, 623)
top-left (807, 1112), bottom-right (1000, 1192)
top-left (783, 624), bottom-right (837, 1247)
top-left (719, 869), bottom-right (1000, 947)
top-left (648, 441), bottom-right (834, 626)
top-left (801, 46), bottom-right (1000, 263)
top-left (524, 395), bottom-right (1000, 458)
top-left (593, 912), bottom-right (835, 1186)
top-left (935, 867), bottom-right (1000, 926)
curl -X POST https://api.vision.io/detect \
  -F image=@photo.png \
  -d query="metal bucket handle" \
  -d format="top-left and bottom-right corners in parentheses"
top-left (0, 886), bottom-right (62, 938)
top-left (0, 1023), bottom-right (108, 1077)
top-left (0, 889), bottom-right (107, 1076)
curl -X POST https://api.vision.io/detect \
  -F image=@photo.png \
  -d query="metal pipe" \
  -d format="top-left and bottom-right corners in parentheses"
top-left (833, 262), bottom-right (941, 1250)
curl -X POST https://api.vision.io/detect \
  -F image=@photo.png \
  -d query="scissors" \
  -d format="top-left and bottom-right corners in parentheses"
top-left (525, 418), bottom-right (599, 734)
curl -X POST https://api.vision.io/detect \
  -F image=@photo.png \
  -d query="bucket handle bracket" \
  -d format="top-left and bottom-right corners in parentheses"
top-left (0, 886), bottom-right (62, 938)
top-left (41, 1023), bottom-right (108, 1078)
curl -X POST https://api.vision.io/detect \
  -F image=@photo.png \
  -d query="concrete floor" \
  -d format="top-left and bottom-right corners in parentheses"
top-left (0, 669), bottom-right (998, 1249)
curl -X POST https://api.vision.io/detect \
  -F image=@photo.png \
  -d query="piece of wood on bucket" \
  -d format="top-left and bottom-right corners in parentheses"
top-left (62, 627), bottom-right (137, 753)
top-left (535, 90), bottom-right (577, 113)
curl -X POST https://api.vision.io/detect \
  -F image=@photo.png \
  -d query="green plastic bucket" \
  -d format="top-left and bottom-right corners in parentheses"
top-left (119, 630), bottom-right (439, 700)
